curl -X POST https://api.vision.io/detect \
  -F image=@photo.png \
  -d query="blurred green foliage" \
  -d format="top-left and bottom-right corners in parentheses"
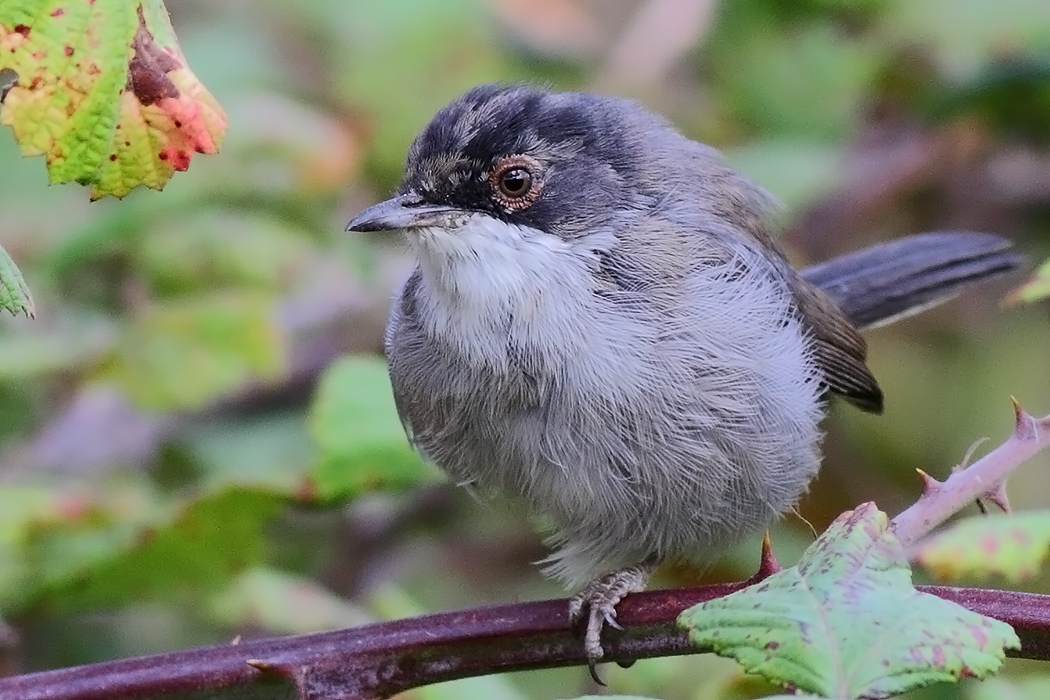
top-left (1, 1), bottom-right (1049, 698)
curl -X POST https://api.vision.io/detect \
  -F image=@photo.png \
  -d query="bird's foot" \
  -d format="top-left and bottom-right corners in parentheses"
top-left (568, 563), bottom-right (654, 682)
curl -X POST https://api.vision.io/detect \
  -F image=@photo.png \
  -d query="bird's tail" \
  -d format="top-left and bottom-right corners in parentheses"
top-left (801, 232), bottom-right (1023, 331)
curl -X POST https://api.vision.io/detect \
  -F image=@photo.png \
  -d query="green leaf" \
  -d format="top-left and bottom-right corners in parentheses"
top-left (99, 293), bottom-right (286, 411)
top-left (0, 312), bottom-right (114, 380)
top-left (318, 0), bottom-right (518, 190)
top-left (308, 356), bottom-right (436, 501)
top-left (0, 486), bottom-right (62, 610)
top-left (1006, 257), bottom-right (1050, 306)
top-left (412, 670), bottom-right (530, 700)
top-left (209, 568), bottom-right (371, 634)
top-left (723, 140), bottom-right (844, 211)
top-left (0, 244), bottom-right (34, 318)
top-left (703, 4), bottom-right (885, 140)
top-left (184, 411), bottom-right (318, 493)
top-left (0, 0), bottom-right (226, 199)
top-left (0, 482), bottom-right (158, 613)
top-left (678, 503), bottom-right (1019, 699)
top-left (36, 487), bottom-right (284, 612)
top-left (885, 0), bottom-right (1050, 69)
top-left (134, 210), bottom-right (323, 295)
top-left (969, 676), bottom-right (1050, 700)
top-left (913, 511), bottom-right (1050, 582)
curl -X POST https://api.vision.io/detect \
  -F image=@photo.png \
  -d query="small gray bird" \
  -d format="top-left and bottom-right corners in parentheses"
top-left (347, 84), bottom-right (1020, 667)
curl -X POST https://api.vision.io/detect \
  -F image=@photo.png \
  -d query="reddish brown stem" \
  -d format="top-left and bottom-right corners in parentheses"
top-left (2, 584), bottom-right (1048, 700)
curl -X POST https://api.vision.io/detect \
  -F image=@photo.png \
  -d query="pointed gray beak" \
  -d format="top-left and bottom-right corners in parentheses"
top-left (345, 194), bottom-right (462, 232)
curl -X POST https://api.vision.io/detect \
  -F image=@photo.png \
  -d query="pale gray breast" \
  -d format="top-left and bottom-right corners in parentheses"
top-left (384, 225), bottom-right (826, 586)
top-left (385, 269), bottom-right (549, 489)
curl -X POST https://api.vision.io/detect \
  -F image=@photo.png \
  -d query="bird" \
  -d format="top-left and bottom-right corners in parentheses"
top-left (346, 83), bottom-right (1021, 670)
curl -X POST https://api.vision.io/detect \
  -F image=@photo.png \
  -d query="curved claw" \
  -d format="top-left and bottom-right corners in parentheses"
top-left (588, 660), bottom-right (606, 686)
top-left (566, 563), bottom-right (655, 676)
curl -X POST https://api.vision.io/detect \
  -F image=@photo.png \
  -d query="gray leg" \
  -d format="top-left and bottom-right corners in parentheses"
top-left (568, 562), bottom-right (654, 671)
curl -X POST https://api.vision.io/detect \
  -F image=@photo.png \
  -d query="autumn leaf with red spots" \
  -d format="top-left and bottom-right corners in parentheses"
top-left (0, 0), bottom-right (226, 199)
top-left (913, 511), bottom-right (1050, 583)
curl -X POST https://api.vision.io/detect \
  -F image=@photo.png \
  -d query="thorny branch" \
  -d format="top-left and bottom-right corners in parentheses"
top-left (1, 404), bottom-right (1050, 700)
top-left (0, 585), bottom-right (1049, 700)
top-left (892, 401), bottom-right (1050, 547)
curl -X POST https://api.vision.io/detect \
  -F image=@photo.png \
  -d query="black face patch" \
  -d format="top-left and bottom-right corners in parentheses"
top-left (397, 84), bottom-right (652, 237)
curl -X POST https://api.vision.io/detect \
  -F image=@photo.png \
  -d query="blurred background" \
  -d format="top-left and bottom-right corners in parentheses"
top-left (1, 0), bottom-right (1050, 698)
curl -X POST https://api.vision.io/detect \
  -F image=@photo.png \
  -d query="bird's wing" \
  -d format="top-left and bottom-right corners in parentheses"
top-left (384, 270), bottom-right (425, 447)
top-left (745, 225), bottom-right (884, 414)
top-left (789, 278), bottom-right (883, 413)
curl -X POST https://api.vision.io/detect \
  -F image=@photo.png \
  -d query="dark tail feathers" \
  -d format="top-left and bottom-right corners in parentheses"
top-left (801, 232), bottom-right (1024, 331)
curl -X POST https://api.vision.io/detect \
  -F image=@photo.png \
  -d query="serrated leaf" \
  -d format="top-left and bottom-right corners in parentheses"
top-left (100, 293), bottom-right (286, 411)
top-left (0, 244), bottom-right (34, 318)
top-left (0, 0), bottom-right (226, 199)
top-left (210, 568), bottom-right (371, 634)
top-left (913, 511), bottom-right (1050, 582)
top-left (1006, 257), bottom-right (1050, 306)
top-left (678, 503), bottom-right (1019, 699)
top-left (308, 356), bottom-right (436, 501)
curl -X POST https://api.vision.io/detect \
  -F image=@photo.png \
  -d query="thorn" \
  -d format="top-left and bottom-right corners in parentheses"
top-left (230, 635), bottom-right (242, 646)
top-left (744, 533), bottom-right (781, 585)
top-left (916, 469), bottom-right (942, 495)
top-left (983, 481), bottom-right (1012, 513)
top-left (1012, 398), bottom-right (1037, 441)
top-left (245, 658), bottom-right (294, 680)
top-left (759, 532), bottom-right (781, 576)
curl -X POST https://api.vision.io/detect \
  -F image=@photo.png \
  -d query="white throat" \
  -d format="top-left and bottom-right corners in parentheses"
top-left (407, 214), bottom-right (597, 367)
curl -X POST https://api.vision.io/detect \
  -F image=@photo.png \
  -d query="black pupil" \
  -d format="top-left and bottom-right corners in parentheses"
top-left (501, 169), bottom-right (529, 195)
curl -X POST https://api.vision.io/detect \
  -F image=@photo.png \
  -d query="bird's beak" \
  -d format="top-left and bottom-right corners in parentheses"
top-left (345, 194), bottom-right (462, 232)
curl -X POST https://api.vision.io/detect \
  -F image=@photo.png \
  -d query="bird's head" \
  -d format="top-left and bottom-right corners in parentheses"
top-left (346, 84), bottom-right (669, 245)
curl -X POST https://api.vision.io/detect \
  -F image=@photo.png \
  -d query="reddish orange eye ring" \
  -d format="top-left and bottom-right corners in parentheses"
top-left (488, 155), bottom-right (542, 210)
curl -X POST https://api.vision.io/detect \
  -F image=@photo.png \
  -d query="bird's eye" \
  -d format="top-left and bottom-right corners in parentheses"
top-left (489, 155), bottom-right (543, 210)
top-left (499, 168), bottom-right (531, 197)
